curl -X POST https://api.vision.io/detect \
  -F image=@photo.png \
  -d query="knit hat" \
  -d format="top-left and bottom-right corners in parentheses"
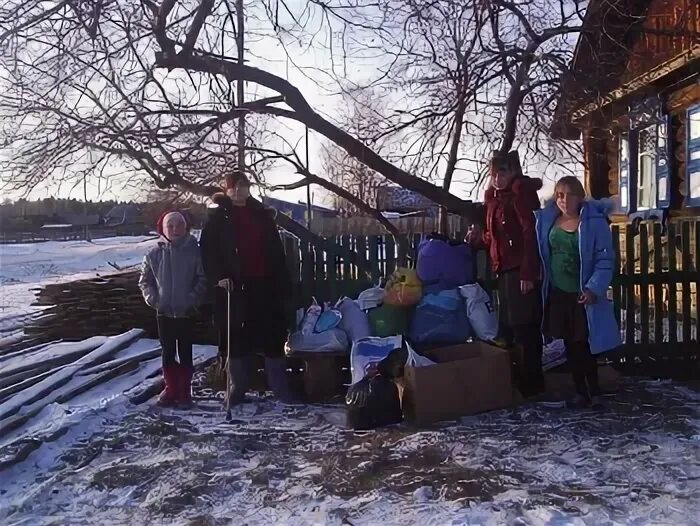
top-left (156, 209), bottom-right (189, 236)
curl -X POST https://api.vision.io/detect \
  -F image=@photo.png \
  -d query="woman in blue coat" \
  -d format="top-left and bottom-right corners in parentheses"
top-left (535, 176), bottom-right (621, 409)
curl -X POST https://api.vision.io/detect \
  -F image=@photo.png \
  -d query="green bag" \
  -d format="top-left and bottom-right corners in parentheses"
top-left (368, 304), bottom-right (412, 337)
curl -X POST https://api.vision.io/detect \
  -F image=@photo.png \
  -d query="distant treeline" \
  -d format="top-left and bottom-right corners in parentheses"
top-left (0, 198), bottom-right (124, 219)
top-left (0, 196), bottom-right (209, 229)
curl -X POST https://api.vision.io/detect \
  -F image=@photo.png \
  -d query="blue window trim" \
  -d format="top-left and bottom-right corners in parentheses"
top-left (656, 114), bottom-right (671, 208)
top-left (686, 103), bottom-right (700, 207)
top-left (619, 110), bottom-right (673, 214)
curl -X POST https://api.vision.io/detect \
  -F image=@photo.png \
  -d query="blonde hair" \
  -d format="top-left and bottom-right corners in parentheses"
top-left (553, 176), bottom-right (586, 200)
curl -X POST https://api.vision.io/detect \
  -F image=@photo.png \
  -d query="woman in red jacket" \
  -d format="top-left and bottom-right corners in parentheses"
top-left (467, 151), bottom-right (545, 398)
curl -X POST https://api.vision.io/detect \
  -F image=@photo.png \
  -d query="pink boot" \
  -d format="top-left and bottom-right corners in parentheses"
top-left (158, 365), bottom-right (178, 407)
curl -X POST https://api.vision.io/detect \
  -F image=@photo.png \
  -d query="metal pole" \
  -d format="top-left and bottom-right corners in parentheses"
top-left (83, 173), bottom-right (90, 242)
top-left (236, 0), bottom-right (245, 173)
top-left (305, 126), bottom-right (311, 229)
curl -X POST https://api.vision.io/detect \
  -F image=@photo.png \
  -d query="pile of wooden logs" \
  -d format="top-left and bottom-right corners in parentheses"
top-left (0, 330), bottom-right (218, 471)
top-left (24, 271), bottom-right (215, 345)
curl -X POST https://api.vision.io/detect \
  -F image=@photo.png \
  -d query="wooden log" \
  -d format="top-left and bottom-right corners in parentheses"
top-left (78, 347), bottom-right (161, 376)
top-left (0, 337), bottom-right (106, 384)
top-left (0, 340), bottom-right (63, 363)
top-left (0, 360), bottom-right (140, 439)
top-left (0, 330), bottom-right (143, 421)
top-left (0, 370), bottom-right (55, 405)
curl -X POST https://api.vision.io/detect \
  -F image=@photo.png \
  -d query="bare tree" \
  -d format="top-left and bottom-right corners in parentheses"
top-left (261, 0), bottom-right (586, 231)
top-left (321, 90), bottom-right (392, 216)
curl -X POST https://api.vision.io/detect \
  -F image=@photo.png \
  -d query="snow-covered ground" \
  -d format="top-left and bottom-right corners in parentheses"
top-left (1, 372), bottom-right (698, 525)
top-left (0, 236), bottom-right (158, 333)
top-left (1, 235), bottom-right (699, 525)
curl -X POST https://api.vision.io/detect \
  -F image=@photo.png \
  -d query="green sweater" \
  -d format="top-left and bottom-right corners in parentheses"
top-left (548, 226), bottom-right (580, 293)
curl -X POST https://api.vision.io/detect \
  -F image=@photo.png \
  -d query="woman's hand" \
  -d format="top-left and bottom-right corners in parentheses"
top-left (465, 224), bottom-right (482, 245)
top-left (520, 280), bottom-right (534, 295)
top-left (578, 289), bottom-right (596, 305)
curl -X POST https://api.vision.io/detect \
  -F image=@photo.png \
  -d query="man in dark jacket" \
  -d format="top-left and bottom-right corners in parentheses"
top-left (200, 172), bottom-right (295, 408)
top-left (467, 151), bottom-right (545, 398)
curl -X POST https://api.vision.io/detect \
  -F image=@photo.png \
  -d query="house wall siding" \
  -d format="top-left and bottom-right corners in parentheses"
top-left (623, 0), bottom-right (700, 83)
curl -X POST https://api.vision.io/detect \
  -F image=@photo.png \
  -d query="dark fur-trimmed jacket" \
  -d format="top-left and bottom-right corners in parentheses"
top-left (199, 193), bottom-right (292, 300)
top-left (480, 176), bottom-right (543, 282)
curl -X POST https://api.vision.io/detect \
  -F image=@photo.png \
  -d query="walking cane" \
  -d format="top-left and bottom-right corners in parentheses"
top-left (225, 285), bottom-right (232, 421)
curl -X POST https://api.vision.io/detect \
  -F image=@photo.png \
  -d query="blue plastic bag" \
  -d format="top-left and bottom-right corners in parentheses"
top-left (409, 290), bottom-right (473, 344)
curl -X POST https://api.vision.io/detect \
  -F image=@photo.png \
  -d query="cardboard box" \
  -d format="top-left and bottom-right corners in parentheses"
top-left (400, 342), bottom-right (513, 425)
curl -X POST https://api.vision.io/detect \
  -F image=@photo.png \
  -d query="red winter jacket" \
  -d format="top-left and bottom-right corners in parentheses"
top-left (479, 176), bottom-right (543, 282)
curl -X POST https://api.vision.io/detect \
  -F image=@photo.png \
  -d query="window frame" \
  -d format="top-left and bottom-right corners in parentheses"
top-left (686, 103), bottom-right (700, 207)
top-left (618, 134), bottom-right (630, 214)
top-left (617, 101), bottom-right (672, 215)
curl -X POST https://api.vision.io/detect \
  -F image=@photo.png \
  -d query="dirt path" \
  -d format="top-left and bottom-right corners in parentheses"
top-left (1, 376), bottom-right (699, 525)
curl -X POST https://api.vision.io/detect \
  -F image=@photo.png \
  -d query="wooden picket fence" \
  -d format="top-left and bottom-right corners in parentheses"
top-left (611, 219), bottom-right (699, 366)
top-left (281, 219), bottom-right (700, 371)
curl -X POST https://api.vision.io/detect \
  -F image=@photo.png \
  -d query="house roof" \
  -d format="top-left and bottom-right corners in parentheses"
top-left (551, 0), bottom-right (652, 139)
top-left (104, 204), bottom-right (142, 225)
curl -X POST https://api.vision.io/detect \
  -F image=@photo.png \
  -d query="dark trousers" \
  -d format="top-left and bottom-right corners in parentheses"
top-left (565, 341), bottom-right (600, 398)
top-left (546, 287), bottom-right (601, 399)
top-left (157, 316), bottom-right (194, 369)
top-left (497, 269), bottom-right (545, 397)
top-left (214, 279), bottom-right (287, 360)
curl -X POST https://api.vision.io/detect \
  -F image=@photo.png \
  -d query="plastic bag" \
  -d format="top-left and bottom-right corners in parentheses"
top-left (286, 328), bottom-right (349, 355)
top-left (300, 299), bottom-right (322, 335)
top-left (417, 235), bottom-right (474, 293)
top-left (346, 375), bottom-right (403, 430)
top-left (357, 282), bottom-right (385, 311)
top-left (350, 336), bottom-right (403, 385)
top-left (459, 283), bottom-right (498, 341)
top-left (336, 297), bottom-right (371, 342)
top-left (409, 290), bottom-right (473, 344)
top-left (542, 339), bottom-right (567, 371)
top-left (384, 268), bottom-right (422, 307)
top-left (314, 305), bottom-right (343, 333)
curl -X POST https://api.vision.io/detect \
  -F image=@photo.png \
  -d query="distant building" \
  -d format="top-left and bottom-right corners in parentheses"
top-left (104, 204), bottom-right (143, 226)
top-left (552, 0), bottom-right (700, 221)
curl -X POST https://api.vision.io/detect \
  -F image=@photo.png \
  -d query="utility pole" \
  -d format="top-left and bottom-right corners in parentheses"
top-left (236, 0), bottom-right (245, 174)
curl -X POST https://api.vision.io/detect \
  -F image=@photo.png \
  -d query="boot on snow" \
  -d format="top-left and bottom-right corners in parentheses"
top-left (158, 365), bottom-right (178, 407)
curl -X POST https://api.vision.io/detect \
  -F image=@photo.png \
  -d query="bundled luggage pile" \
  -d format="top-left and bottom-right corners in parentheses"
top-left (286, 234), bottom-right (498, 358)
top-left (284, 234), bottom-right (513, 429)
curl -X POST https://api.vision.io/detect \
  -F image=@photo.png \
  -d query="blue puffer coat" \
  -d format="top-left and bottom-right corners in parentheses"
top-left (534, 199), bottom-right (622, 354)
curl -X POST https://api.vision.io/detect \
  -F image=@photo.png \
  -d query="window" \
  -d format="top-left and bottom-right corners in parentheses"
top-left (637, 125), bottom-right (657, 210)
top-left (687, 104), bottom-right (700, 206)
top-left (619, 135), bottom-right (630, 211)
top-left (617, 104), bottom-right (671, 213)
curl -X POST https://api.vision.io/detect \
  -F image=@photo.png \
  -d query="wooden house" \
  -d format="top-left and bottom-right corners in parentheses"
top-left (553, 0), bottom-right (700, 221)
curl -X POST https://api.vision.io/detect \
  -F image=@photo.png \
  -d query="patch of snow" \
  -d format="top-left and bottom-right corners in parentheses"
top-left (0, 236), bottom-right (159, 327)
